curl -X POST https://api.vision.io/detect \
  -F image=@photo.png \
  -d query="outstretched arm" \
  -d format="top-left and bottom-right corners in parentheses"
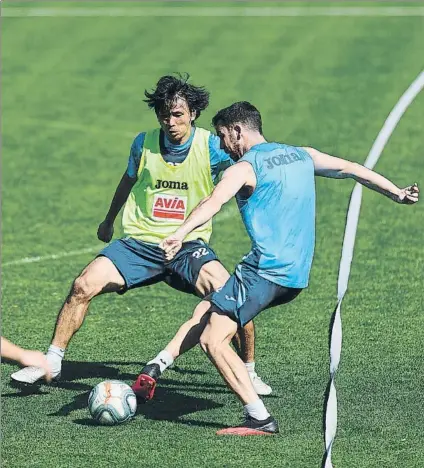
top-left (160, 162), bottom-right (253, 258)
top-left (304, 147), bottom-right (419, 204)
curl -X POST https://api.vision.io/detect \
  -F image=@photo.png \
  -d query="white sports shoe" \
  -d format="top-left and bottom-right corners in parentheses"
top-left (249, 372), bottom-right (272, 396)
top-left (11, 365), bottom-right (61, 384)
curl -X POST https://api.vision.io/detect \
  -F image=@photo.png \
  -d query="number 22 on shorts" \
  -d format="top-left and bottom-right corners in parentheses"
top-left (192, 247), bottom-right (208, 259)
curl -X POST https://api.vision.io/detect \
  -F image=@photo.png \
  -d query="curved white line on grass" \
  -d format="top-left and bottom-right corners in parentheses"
top-left (2, 207), bottom-right (238, 267)
top-left (3, 7), bottom-right (424, 17)
top-left (324, 69), bottom-right (424, 468)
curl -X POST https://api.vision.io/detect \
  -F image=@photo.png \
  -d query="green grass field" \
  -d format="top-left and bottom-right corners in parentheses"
top-left (2, 2), bottom-right (424, 467)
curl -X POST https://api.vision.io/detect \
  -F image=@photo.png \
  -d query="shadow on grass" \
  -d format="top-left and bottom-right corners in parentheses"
top-left (59, 361), bottom-right (212, 385)
top-left (4, 360), bottom-right (215, 389)
top-left (5, 360), bottom-right (249, 430)
top-left (6, 376), bottom-right (95, 398)
top-left (59, 361), bottom-right (208, 381)
top-left (4, 363), bottom-right (228, 407)
top-left (72, 385), bottom-right (228, 429)
top-left (51, 379), bottom-right (225, 420)
top-left (137, 385), bottom-right (224, 422)
top-left (74, 417), bottom-right (230, 429)
top-left (59, 361), bottom-right (227, 392)
top-left (2, 384), bottom-right (51, 398)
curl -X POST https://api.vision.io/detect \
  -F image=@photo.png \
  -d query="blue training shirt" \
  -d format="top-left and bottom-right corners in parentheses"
top-left (126, 128), bottom-right (232, 184)
top-left (237, 142), bottom-right (316, 289)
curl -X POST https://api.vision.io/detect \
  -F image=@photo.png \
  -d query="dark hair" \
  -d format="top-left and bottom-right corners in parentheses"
top-left (144, 73), bottom-right (209, 121)
top-left (212, 101), bottom-right (263, 134)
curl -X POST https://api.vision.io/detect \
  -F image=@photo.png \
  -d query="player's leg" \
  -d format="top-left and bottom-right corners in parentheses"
top-left (195, 259), bottom-right (272, 395)
top-left (51, 256), bottom-right (125, 349)
top-left (231, 321), bottom-right (271, 395)
top-left (12, 238), bottom-right (165, 384)
top-left (132, 242), bottom-right (268, 398)
top-left (11, 255), bottom-right (125, 383)
top-left (164, 300), bottom-right (211, 358)
top-left (201, 265), bottom-right (301, 434)
top-left (231, 321), bottom-right (254, 362)
top-left (132, 247), bottom-right (229, 394)
top-left (199, 311), bottom-right (277, 435)
top-left (131, 242), bottom-right (221, 397)
top-left (131, 299), bottom-right (213, 401)
top-left (200, 311), bottom-right (257, 403)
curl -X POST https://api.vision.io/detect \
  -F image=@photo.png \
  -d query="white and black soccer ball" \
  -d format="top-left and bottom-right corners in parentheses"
top-left (88, 380), bottom-right (137, 425)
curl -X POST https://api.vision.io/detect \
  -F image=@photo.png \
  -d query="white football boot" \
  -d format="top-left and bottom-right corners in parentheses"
top-left (249, 372), bottom-right (272, 396)
top-left (11, 360), bottom-right (61, 384)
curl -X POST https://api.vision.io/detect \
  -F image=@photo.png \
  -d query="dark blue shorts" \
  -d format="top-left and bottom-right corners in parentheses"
top-left (209, 262), bottom-right (302, 327)
top-left (99, 237), bottom-right (219, 296)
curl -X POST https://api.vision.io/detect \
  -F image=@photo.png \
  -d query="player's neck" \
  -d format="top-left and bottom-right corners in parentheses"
top-left (245, 133), bottom-right (267, 152)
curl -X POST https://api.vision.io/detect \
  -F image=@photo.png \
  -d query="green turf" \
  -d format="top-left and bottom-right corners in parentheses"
top-left (3, 1), bottom-right (424, 8)
top-left (2, 2), bottom-right (424, 467)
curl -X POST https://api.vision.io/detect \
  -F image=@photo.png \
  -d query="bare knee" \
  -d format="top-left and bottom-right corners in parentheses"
top-left (199, 332), bottom-right (210, 354)
top-left (200, 330), bottom-right (220, 356)
top-left (70, 274), bottom-right (97, 303)
top-left (196, 261), bottom-right (230, 297)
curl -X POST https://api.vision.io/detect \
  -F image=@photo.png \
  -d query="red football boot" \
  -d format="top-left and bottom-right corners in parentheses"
top-left (131, 363), bottom-right (161, 402)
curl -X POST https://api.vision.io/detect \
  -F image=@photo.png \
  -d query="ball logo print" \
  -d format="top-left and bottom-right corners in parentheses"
top-left (88, 380), bottom-right (137, 425)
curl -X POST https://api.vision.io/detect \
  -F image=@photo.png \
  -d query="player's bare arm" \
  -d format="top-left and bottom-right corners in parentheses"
top-left (304, 147), bottom-right (419, 204)
top-left (1, 337), bottom-right (52, 382)
top-left (160, 162), bottom-right (255, 259)
top-left (97, 172), bottom-right (138, 242)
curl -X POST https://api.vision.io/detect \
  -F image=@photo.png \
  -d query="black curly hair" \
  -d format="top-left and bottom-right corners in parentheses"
top-left (144, 73), bottom-right (210, 121)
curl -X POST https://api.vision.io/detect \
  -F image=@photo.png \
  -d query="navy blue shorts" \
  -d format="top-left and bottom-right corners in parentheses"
top-left (99, 237), bottom-right (219, 296)
top-left (209, 262), bottom-right (302, 327)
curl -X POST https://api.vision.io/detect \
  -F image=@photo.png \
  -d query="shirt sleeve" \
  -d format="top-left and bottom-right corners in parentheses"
top-left (208, 133), bottom-right (234, 184)
top-left (126, 132), bottom-right (146, 178)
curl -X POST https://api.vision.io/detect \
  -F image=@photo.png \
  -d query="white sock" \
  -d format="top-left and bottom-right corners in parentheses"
top-left (147, 350), bottom-right (174, 373)
top-left (46, 345), bottom-right (65, 371)
top-left (245, 361), bottom-right (256, 374)
top-left (244, 398), bottom-right (270, 421)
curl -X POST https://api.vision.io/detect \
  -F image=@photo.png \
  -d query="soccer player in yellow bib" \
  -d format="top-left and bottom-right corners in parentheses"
top-left (11, 74), bottom-right (271, 396)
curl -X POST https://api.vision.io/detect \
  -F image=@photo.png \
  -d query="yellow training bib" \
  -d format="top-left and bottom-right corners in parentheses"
top-left (122, 128), bottom-right (214, 244)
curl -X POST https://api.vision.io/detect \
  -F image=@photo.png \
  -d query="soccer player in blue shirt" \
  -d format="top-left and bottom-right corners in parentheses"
top-left (139, 101), bottom-right (419, 435)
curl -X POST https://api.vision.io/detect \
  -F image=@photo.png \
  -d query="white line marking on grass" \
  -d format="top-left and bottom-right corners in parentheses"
top-left (323, 69), bottom-right (424, 468)
top-left (2, 207), bottom-right (238, 268)
top-left (2, 246), bottom-right (102, 267)
top-left (3, 7), bottom-right (424, 17)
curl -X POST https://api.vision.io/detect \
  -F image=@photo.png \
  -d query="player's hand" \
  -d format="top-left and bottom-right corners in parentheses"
top-left (396, 183), bottom-right (419, 204)
top-left (19, 351), bottom-right (52, 382)
top-left (159, 236), bottom-right (183, 261)
top-left (97, 220), bottom-right (114, 243)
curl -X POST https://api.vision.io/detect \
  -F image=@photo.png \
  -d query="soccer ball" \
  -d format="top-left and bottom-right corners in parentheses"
top-left (88, 380), bottom-right (137, 425)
